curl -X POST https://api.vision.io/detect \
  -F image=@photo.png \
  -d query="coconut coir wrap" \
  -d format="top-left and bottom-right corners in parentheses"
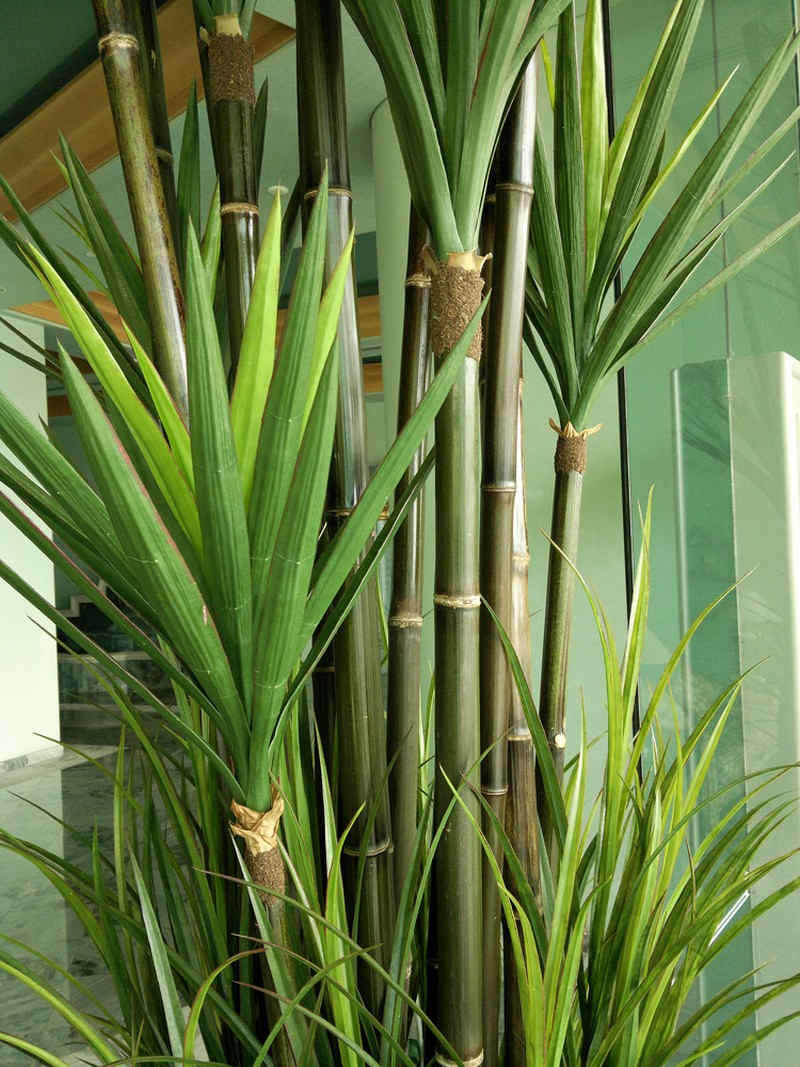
top-left (550, 419), bottom-right (601, 476)
top-left (231, 790), bottom-right (286, 906)
top-left (429, 252), bottom-right (486, 361)
top-left (208, 29), bottom-right (256, 108)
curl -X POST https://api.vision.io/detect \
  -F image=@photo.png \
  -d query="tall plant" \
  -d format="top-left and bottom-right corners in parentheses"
top-left (339, 3), bottom-right (569, 1059)
top-left (295, 0), bottom-right (395, 1007)
top-left (525, 0), bottom-right (800, 852)
top-left (479, 57), bottom-right (537, 1067)
top-left (191, 0), bottom-right (265, 370)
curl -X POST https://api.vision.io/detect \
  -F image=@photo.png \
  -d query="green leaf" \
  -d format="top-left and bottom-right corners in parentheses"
top-left (129, 855), bottom-right (186, 1059)
top-left (58, 349), bottom-right (248, 766)
top-left (202, 180), bottom-right (222, 297)
top-left (59, 135), bottom-right (151, 352)
top-left (185, 223), bottom-right (253, 702)
top-left (250, 345), bottom-right (340, 808)
top-left (27, 246), bottom-right (202, 551)
top-left (177, 82), bottom-right (201, 275)
top-left (553, 7), bottom-right (585, 354)
top-left (247, 171), bottom-right (328, 617)
top-left (581, 0), bottom-right (608, 278)
top-left (302, 226), bottom-right (355, 433)
top-left (231, 189), bottom-right (282, 505)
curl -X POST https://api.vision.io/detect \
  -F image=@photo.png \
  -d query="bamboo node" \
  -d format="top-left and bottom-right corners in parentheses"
top-left (435, 1054), bottom-right (484, 1067)
top-left (207, 29), bottom-right (255, 108)
top-left (433, 593), bottom-right (480, 610)
top-left (549, 419), bottom-right (601, 475)
top-left (327, 505), bottom-right (354, 518)
top-left (428, 251), bottom-right (487, 362)
top-left (389, 613), bottom-right (423, 629)
top-left (220, 201), bottom-right (260, 217)
top-left (342, 839), bottom-right (392, 859)
top-left (304, 186), bottom-right (352, 201)
top-left (231, 787), bottom-right (284, 855)
top-left (482, 481), bottom-right (516, 493)
top-left (480, 785), bottom-right (509, 797)
top-left (97, 32), bottom-right (139, 54)
top-left (496, 181), bottom-right (534, 196)
top-left (405, 271), bottom-right (431, 289)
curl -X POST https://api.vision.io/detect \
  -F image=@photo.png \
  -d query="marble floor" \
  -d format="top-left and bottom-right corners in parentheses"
top-left (0, 746), bottom-right (118, 1065)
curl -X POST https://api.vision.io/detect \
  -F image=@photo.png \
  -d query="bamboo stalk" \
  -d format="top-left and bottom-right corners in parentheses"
top-left (537, 423), bottom-right (593, 856)
top-left (295, 0), bottom-right (395, 1012)
top-left (204, 12), bottom-right (259, 376)
top-left (386, 205), bottom-right (430, 906)
top-left (130, 0), bottom-right (179, 249)
top-left (478, 60), bottom-right (536, 1067)
top-left (430, 250), bottom-right (485, 1067)
top-left (505, 381), bottom-right (536, 1067)
top-left (92, 0), bottom-right (188, 422)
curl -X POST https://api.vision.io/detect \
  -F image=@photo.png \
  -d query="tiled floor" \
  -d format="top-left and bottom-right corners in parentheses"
top-left (0, 746), bottom-right (117, 1065)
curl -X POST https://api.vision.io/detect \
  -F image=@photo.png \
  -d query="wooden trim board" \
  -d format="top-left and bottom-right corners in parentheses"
top-left (0, 0), bottom-right (294, 218)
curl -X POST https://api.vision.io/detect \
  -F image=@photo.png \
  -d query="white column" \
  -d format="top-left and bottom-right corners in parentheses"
top-left (0, 318), bottom-right (60, 765)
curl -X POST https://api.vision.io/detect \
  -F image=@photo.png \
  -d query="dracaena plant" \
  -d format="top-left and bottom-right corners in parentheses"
top-left (524, 0), bottom-right (800, 860)
top-left (475, 495), bottom-right (800, 1067)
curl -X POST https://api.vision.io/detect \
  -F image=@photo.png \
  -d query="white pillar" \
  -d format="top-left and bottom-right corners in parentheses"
top-left (0, 318), bottom-right (60, 765)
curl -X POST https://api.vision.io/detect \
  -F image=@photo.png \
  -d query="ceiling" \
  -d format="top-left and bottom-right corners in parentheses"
top-left (0, 0), bottom-right (386, 313)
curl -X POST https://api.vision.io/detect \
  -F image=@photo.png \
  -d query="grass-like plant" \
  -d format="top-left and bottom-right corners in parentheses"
top-left (478, 495), bottom-right (800, 1067)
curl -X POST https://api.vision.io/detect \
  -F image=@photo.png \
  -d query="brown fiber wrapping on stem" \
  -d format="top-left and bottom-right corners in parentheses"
top-left (208, 33), bottom-right (256, 107)
top-left (429, 260), bottom-right (485, 361)
top-left (231, 791), bottom-right (285, 909)
top-left (551, 419), bottom-right (601, 475)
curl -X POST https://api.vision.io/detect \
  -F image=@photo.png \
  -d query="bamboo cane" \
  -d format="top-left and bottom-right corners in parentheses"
top-left (295, 0), bottom-right (395, 1012)
top-left (386, 205), bottom-right (430, 906)
top-left (537, 422), bottom-right (596, 856)
top-left (505, 381), bottom-right (537, 1067)
top-left (130, 0), bottom-right (179, 249)
top-left (429, 249), bottom-right (485, 1067)
top-left (203, 12), bottom-right (259, 376)
top-left (478, 59), bottom-right (536, 1067)
top-left (92, 0), bottom-right (188, 422)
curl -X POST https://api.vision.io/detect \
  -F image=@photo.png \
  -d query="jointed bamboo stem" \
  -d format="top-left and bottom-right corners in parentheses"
top-left (537, 430), bottom-right (587, 858)
top-left (204, 13), bottom-right (259, 376)
top-left (478, 60), bottom-right (536, 1067)
top-left (92, 0), bottom-right (189, 422)
top-left (505, 382), bottom-right (537, 1067)
top-left (387, 205), bottom-right (430, 906)
top-left (131, 0), bottom-right (179, 250)
top-left (296, 0), bottom-right (395, 1013)
top-left (430, 252), bottom-right (485, 1067)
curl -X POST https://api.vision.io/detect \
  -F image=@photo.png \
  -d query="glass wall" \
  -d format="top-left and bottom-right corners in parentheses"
top-left (612, 0), bottom-right (800, 1060)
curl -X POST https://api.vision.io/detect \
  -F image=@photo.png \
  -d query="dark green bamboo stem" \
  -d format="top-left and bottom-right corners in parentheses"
top-left (430, 253), bottom-right (485, 1067)
top-left (505, 382), bottom-right (537, 1067)
top-left (479, 60), bottom-right (536, 1067)
top-left (204, 13), bottom-right (259, 376)
top-left (130, 0), bottom-right (179, 249)
top-left (386, 205), bottom-right (430, 907)
top-left (537, 428), bottom-right (587, 856)
top-left (92, 0), bottom-right (188, 422)
top-left (295, 0), bottom-right (394, 1012)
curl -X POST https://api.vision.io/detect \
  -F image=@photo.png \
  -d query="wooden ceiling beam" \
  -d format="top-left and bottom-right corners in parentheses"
top-left (0, 0), bottom-right (294, 219)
